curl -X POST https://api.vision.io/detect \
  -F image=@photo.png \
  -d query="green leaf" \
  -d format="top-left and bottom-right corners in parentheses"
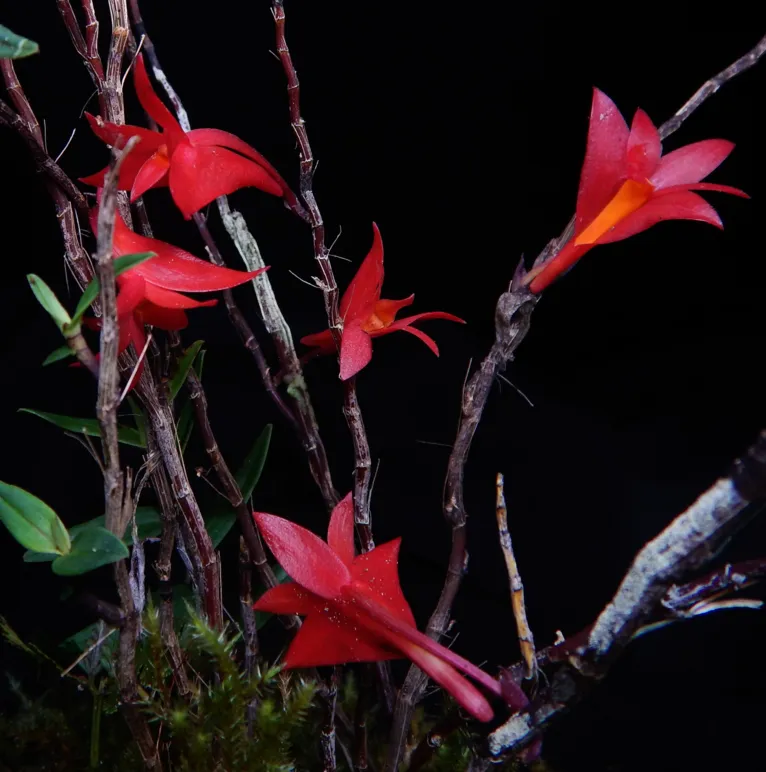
top-left (169, 340), bottom-right (204, 400)
top-left (0, 481), bottom-right (70, 555)
top-left (126, 396), bottom-right (147, 448)
top-left (254, 566), bottom-right (289, 628)
top-left (235, 424), bottom-right (273, 501)
top-left (20, 408), bottom-right (146, 448)
top-left (70, 252), bottom-right (156, 324)
top-left (68, 506), bottom-right (161, 544)
top-left (203, 425), bottom-right (273, 548)
top-left (51, 525), bottom-right (128, 575)
top-left (27, 274), bottom-right (73, 333)
top-left (23, 551), bottom-right (58, 562)
top-left (206, 512), bottom-right (237, 549)
top-left (176, 400), bottom-right (195, 453)
top-left (0, 25), bottom-right (39, 58)
top-left (42, 345), bottom-right (73, 366)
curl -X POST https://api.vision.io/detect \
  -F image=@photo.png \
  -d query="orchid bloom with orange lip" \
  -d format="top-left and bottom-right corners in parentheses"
top-left (301, 224), bottom-right (465, 380)
top-left (524, 88), bottom-right (749, 294)
top-left (85, 208), bottom-right (266, 378)
top-left (253, 493), bottom-right (531, 722)
top-left (80, 54), bottom-right (292, 220)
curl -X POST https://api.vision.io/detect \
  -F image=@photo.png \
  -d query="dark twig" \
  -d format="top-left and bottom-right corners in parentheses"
top-left (0, 63), bottom-right (93, 289)
top-left (272, 0), bottom-right (373, 539)
top-left (239, 537), bottom-right (259, 736)
top-left (125, 1), bottom-right (338, 512)
top-left (386, 32), bottom-right (766, 770)
top-left (495, 473), bottom-right (536, 681)
top-left (487, 431), bottom-right (766, 758)
top-left (216, 199), bottom-right (339, 512)
top-left (321, 668), bottom-right (339, 772)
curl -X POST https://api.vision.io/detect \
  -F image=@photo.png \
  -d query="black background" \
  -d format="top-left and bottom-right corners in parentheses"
top-left (2, 2), bottom-right (766, 770)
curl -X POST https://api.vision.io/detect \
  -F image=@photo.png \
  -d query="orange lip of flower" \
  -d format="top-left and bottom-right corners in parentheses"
top-left (574, 178), bottom-right (655, 245)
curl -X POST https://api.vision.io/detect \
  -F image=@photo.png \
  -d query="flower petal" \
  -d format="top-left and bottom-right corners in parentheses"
top-left (340, 224), bottom-right (384, 322)
top-left (596, 190), bottom-right (724, 245)
top-left (283, 610), bottom-right (397, 668)
top-left (327, 493), bottom-right (355, 567)
top-left (339, 322), bottom-right (373, 380)
top-left (575, 179), bottom-right (654, 246)
top-left (133, 54), bottom-right (186, 144)
top-left (116, 274), bottom-right (148, 317)
top-left (110, 212), bottom-right (265, 292)
top-left (84, 112), bottom-right (164, 152)
top-left (253, 511), bottom-right (351, 599)
top-left (300, 329), bottom-right (336, 355)
top-left (138, 304), bottom-right (189, 330)
top-left (525, 240), bottom-right (592, 294)
top-left (626, 108), bottom-right (661, 181)
top-left (253, 582), bottom-right (316, 615)
top-left (130, 151), bottom-right (171, 201)
top-left (187, 127), bottom-right (287, 192)
top-left (649, 139), bottom-right (735, 189)
top-left (169, 143), bottom-right (283, 219)
top-left (142, 283), bottom-right (219, 310)
top-left (654, 182), bottom-right (749, 199)
top-left (368, 295), bottom-right (414, 328)
top-left (575, 88), bottom-right (630, 234)
top-left (350, 539), bottom-right (417, 628)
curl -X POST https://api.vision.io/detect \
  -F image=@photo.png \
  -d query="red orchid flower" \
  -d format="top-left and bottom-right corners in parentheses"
top-left (80, 54), bottom-right (293, 219)
top-left (524, 88), bottom-right (748, 294)
top-left (253, 493), bottom-right (531, 722)
top-left (301, 224), bottom-right (465, 380)
top-left (86, 209), bottom-right (266, 378)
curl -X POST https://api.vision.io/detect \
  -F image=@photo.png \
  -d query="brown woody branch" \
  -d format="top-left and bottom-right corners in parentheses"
top-left (487, 432), bottom-right (766, 758)
top-left (272, 0), bottom-right (374, 549)
top-left (386, 30), bottom-right (766, 771)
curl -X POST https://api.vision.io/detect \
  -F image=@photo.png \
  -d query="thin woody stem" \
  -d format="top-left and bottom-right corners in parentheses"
top-left (272, 0), bottom-right (374, 544)
top-left (495, 473), bottom-right (536, 681)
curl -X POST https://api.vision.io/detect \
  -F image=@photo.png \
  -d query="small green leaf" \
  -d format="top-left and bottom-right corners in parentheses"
top-left (0, 481), bottom-right (71, 555)
top-left (23, 551), bottom-right (58, 562)
top-left (43, 345), bottom-right (73, 366)
top-left (206, 512), bottom-right (237, 549)
top-left (236, 424), bottom-right (273, 501)
top-left (0, 25), bottom-right (39, 59)
top-left (27, 274), bottom-right (73, 333)
top-left (126, 396), bottom-right (147, 448)
top-left (69, 506), bottom-right (161, 544)
top-left (51, 525), bottom-right (128, 575)
top-left (70, 252), bottom-right (156, 324)
top-left (20, 408), bottom-right (146, 448)
top-left (169, 340), bottom-right (204, 400)
top-left (177, 400), bottom-right (195, 453)
top-left (203, 425), bottom-right (273, 548)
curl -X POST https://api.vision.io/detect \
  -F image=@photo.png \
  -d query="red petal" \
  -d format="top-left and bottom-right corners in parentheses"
top-left (340, 223), bottom-right (384, 322)
top-left (116, 274), bottom-right (148, 317)
top-left (130, 151), bottom-right (171, 201)
top-left (376, 312), bottom-right (465, 355)
top-left (168, 144), bottom-right (283, 219)
top-left (654, 182), bottom-right (749, 199)
top-left (283, 611), bottom-right (397, 668)
top-left (650, 139), bottom-right (735, 189)
top-left (111, 213), bottom-right (265, 292)
top-left (339, 322), bottom-right (373, 380)
top-left (300, 329), bottom-right (336, 355)
top-left (252, 582), bottom-right (315, 615)
top-left (327, 493), bottom-right (355, 567)
top-left (133, 54), bottom-right (186, 144)
top-left (369, 295), bottom-right (414, 327)
top-left (575, 88), bottom-right (630, 234)
top-left (142, 283), bottom-right (218, 310)
top-left (350, 539), bottom-right (417, 628)
top-left (525, 240), bottom-right (592, 294)
top-left (596, 190), bottom-right (724, 244)
top-left (138, 304), bottom-right (189, 330)
top-left (253, 511), bottom-right (351, 599)
top-left (626, 108), bottom-right (661, 181)
top-left (187, 127), bottom-right (286, 192)
top-left (84, 112), bottom-right (163, 152)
